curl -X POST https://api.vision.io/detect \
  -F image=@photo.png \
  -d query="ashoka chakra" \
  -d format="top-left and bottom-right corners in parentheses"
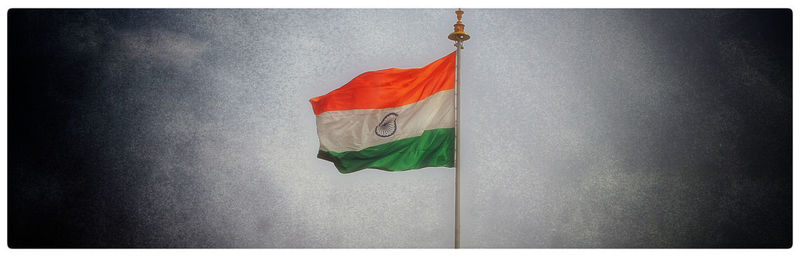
top-left (375, 113), bottom-right (398, 137)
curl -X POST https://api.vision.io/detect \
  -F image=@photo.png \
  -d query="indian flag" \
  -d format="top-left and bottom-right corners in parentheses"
top-left (310, 52), bottom-right (456, 173)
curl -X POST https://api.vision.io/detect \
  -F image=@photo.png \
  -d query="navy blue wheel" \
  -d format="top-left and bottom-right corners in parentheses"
top-left (375, 113), bottom-right (398, 137)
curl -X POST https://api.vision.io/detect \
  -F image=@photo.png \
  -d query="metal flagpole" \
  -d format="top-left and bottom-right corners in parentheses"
top-left (448, 8), bottom-right (469, 249)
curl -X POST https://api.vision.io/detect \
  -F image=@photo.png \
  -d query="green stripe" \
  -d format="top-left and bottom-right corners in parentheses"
top-left (318, 128), bottom-right (455, 174)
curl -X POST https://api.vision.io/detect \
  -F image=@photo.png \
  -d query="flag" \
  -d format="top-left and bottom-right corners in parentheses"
top-left (310, 52), bottom-right (456, 173)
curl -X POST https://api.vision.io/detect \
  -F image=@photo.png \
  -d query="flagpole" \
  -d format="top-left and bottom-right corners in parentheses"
top-left (455, 42), bottom-right (461, 249)
top-left (448, 8), bottom-right (469, 249)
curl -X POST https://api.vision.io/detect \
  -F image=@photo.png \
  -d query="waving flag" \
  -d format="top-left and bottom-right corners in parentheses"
top-left (310, 52), bottom-right (456, 173)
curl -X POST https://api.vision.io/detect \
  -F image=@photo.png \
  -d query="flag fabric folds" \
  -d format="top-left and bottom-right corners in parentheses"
top-left (310, 52), bottom-right (456, 173)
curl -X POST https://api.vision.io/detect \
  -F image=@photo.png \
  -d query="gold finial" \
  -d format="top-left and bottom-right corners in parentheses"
top-left (448, 8), bottom-right (470, 42)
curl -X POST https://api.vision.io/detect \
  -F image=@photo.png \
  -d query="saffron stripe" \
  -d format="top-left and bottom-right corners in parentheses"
top-left (309, 51), bottom-right (455, 115)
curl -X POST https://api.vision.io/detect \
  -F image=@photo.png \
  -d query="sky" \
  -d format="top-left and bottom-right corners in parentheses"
top-left (7, 9), bottom-right (792, 248)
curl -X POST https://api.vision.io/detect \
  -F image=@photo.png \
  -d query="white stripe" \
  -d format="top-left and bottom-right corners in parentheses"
top-left (315, 89), bottom-right (455, 153)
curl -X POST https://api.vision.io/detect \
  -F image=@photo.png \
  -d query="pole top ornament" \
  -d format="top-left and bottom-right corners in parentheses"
top-left (448, 8), bottom-right (470, 42)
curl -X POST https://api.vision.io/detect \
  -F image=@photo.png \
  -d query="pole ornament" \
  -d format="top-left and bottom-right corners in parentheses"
top-left (448, 8), bottom-right (470, 42)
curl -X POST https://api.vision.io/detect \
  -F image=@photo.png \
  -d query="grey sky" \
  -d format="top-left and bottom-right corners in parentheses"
top-left (8, 9), bottom-right (791, 248)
